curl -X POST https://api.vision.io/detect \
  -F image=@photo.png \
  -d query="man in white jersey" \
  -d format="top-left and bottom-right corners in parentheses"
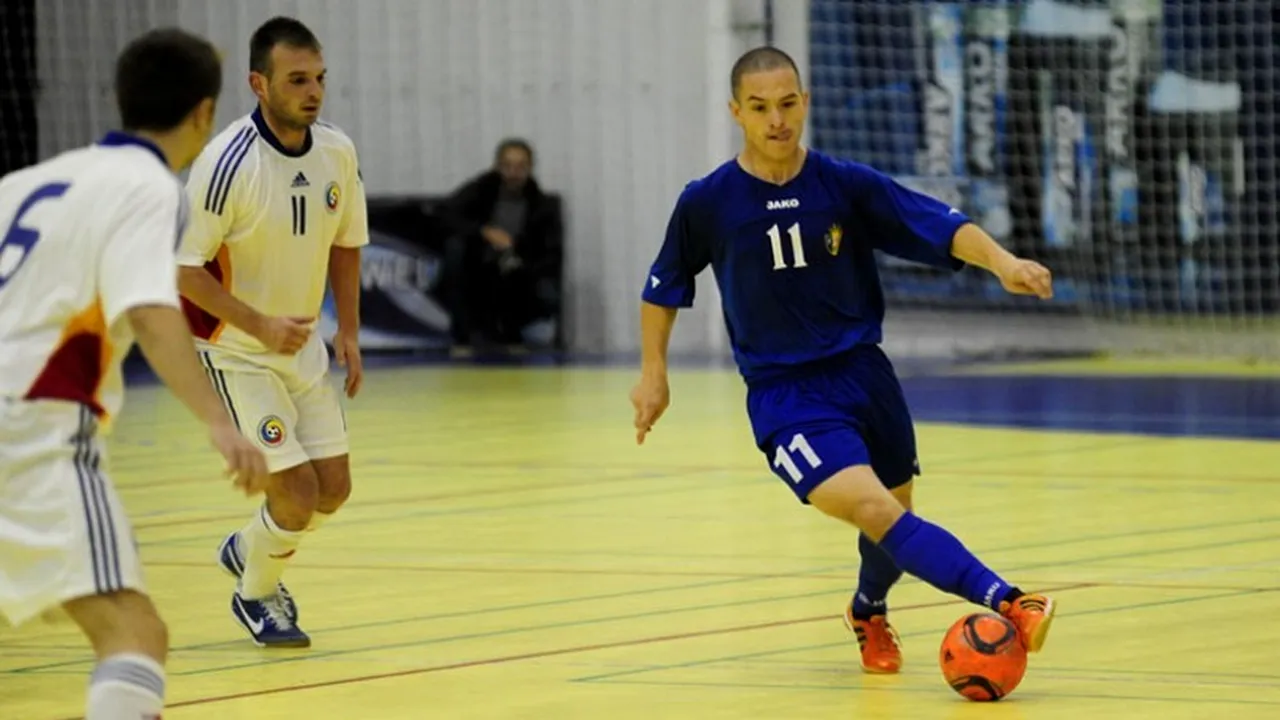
top-left (0, 29), bottom-right (269, 720)
top-left (177, 16), bottom-right (368, 648)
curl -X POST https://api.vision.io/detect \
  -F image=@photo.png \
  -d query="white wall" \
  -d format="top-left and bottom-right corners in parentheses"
top-left (35, 0), bottom-right (177, 159)
top-left (33, 0), bottom-right (784, 354)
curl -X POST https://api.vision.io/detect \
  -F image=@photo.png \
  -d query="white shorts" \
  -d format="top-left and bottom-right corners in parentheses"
top-left (196, 335), bottom-right (348, 474)
top-left (0, 399), bottom-right (144, 627)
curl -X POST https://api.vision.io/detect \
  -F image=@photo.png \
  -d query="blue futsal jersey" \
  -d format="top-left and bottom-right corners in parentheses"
top-left (642, 150), bottom-right (972, 500)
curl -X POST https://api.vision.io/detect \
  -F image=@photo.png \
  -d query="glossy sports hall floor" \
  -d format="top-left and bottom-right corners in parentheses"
top-left (4, 352), bottom-right (1280, 719)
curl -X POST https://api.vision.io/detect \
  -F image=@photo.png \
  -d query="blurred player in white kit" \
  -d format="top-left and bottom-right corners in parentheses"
top-left (176, 16), bottom-right (369, 648)
top-left (0, 28), bottom-right (269, 720)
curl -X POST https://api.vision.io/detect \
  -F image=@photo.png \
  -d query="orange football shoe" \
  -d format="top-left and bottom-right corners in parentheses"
top-left (998, 592), bottom-right (1057, 652)
top-left (843, 603), bottom-right (903, 674)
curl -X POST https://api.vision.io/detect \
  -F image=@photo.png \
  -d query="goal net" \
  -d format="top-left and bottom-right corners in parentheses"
top-left (809, 0), bottom-right (1280, 362)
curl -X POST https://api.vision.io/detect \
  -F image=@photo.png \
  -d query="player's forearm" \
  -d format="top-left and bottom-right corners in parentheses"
top-left (949, 223), bottom-right (1017, 274)
top-left (127, 305), bottom-right (235, 430)
top-left (177, 266), bottom-right (267, 338)
top-left (328, 246), bottom-right (361, 330)
top-left (640, 301), bottom-right (678, 374)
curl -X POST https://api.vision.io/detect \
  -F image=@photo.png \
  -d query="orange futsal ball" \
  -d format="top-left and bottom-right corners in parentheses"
top-left (938, 612), bottom-right (1028, 701)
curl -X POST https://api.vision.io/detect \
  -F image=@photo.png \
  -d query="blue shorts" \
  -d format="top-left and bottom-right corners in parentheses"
top-left (746, 345), bottom-right (920, 503)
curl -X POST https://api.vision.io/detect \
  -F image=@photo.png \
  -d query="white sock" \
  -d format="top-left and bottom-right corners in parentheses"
top-left (239, 504), bottom-right (304, 600)
top-left (86, 653), bottom-right (165, 720)
top-left (306, 510), bottom-right (332, 532)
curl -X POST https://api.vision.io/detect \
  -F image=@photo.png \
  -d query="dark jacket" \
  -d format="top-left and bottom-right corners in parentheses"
top-left (438, 170), bottom-right (563, 280)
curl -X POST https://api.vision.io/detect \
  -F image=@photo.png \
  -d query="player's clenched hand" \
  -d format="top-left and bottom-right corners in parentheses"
top-left (255, 316), bottom-right (313, 355)
top-left (209, 422), bottom-right (269, 496)
top-left (630, 373), bottom-right (670, 445)
top-left (333, 327), bottom-right (363, 398)
top-left (995, 257), bottom-right (1054, 300)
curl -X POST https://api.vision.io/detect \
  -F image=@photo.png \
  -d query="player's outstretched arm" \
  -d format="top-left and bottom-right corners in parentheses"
top-left (177, 267), bottom-right (312, 354)
top-left (631, 301), bottom-right (678, 445)
top-left (127, 304), bottom-right (269, 494)
top-left (950, 223), bottom-right (1053, 300)
top-left (844, 161), bottom-right (1052, 300)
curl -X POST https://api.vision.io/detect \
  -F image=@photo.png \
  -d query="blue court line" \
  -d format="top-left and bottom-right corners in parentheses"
top-left (11, 512), bottom-right (1274, 674)
top-left (7, 528), bottom-right (1274, 680)
top-left (134, 468), bottom-right (748, 549)
top-left (87, 530), bottom-right (1280, 677)
top-left (134, 434), bottom-right (1154, 550)
top-left (571, 586), bottom-right (1269, 685)
top-left (10, 441), bottom-right (1185, 670)
top-left (695, 658), bottom-right (1280, 686)
top-left (217, 511), bottom-right (1280, 564)
top-left (582, 677), bottom-right (1280, 707)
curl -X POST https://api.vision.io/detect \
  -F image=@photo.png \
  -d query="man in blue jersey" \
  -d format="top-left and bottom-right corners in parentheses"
top-left (631, 46), bottom-right (1056, 675)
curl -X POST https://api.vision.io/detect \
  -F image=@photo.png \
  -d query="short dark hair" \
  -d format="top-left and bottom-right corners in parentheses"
top-left (250, 16), bottom-right (321, 75)
top-left (115, 28), bottom-right (222, 132)
top-left (494, 137), bottom-right (534, 165)
top-left (730, 46), bottom-right (802, 98)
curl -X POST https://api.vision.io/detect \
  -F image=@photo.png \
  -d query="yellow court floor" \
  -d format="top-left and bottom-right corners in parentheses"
top-left (3, 362), bottom-right (1279, 719)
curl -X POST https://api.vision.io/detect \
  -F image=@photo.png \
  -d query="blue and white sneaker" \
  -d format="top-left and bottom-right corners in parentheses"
top-left (217, 531), bottom-right (298, 622)
top-left (231, 591), bottom-right (311, 648)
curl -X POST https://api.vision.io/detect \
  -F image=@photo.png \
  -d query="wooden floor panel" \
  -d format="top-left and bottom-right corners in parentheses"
top-left (3, 365), bottom-right (1278, 719)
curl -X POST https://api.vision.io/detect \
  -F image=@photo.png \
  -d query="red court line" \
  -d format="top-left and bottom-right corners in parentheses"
top-left (129, 470), bottom-right (688, 531)
top-left (141, 560), bottom-right (1280, 591)
top-left (131, 582), bottom-right (1093, 713)
top-left (114, 458), bottom-right (1280, 495)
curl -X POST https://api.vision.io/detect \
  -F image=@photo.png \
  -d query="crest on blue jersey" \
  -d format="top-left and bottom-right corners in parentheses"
top-left (825, 223), bottom-right (843, 255)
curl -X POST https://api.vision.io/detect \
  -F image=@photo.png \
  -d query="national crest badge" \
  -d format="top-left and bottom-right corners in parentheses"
top-left (325, 181), bottom-right (341, 214)
top-left (825, 223), bottom-right (843, 256)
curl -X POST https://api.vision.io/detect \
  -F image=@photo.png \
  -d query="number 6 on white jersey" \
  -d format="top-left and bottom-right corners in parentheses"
top-left (773, 432), bottom-right (822, 483)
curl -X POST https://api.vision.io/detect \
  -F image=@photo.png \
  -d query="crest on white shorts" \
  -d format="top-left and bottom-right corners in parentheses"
top-left (257, 415), bottom-right (287, 447)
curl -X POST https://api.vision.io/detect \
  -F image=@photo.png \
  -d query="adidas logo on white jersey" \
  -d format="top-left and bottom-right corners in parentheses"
top-left (291, 171), bottom-right (310, 188)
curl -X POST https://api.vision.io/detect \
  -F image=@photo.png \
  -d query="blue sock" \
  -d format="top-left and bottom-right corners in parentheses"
top-left (876, 512), bottom-right (1019, 610)
top-left (851, 532), bottom-right (902, 619)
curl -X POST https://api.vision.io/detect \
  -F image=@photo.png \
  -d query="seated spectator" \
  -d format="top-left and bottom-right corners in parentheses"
top-left (439, 138), bottom-right (563, 354)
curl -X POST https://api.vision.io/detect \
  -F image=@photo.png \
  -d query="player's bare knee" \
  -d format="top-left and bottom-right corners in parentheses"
top-left (312, 455), bottom-right (352, 513)
top-left (266, 463), bottom-right (320, 529)
top-left (64, 590), bottom-right (168, 662)
top-left (317, 473), bottom-right (351, 513)
top-left (808, 467), bottom-right (905, 540)
top-left (852, 494), bottom-right (905, 540)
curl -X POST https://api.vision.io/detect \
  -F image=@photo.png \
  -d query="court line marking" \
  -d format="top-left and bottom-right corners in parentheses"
top-left (109, 532), bottom-right (1280, 677)
top-left (161, 512), bottom-right (1271, 564)
top-left (127, 467), bottom-right (711, 531)
top-left (52, 583), bottom-right (1271, 715)
top-left (9, 488), bottom-right (1277, 677)
top-left (165, 527), bottom-right (1280, 660)
top-left (130, 436), bottom-right (1226, 549)
top-left (121, 582), bottom-right (1097, 713)
top-left (136, 560), bottom-right (1280, 591)
top-left (695, 658), bottom-right (1280, 685)
top-left (573, 585), bottom-right (1272, 684)
top-left (133, 469), bottom-right (745, 546)
top-left (148, 531), bottom-right (1280, 677)
top-left (582, 677), bottom-right (1280, 707)
top-left (11, 512), bottom-right (1276, 674)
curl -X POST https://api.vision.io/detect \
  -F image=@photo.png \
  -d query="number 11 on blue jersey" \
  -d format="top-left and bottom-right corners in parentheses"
top-left (767, 222), bottom-right (807, 270)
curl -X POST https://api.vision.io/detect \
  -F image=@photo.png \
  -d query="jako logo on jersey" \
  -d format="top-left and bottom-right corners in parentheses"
top-left (325, 181), bottom-right (341, 213)
top-left (766, 198), bottom-right (799, 210)
top-left (257, 415), bottom-right (287, 447)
